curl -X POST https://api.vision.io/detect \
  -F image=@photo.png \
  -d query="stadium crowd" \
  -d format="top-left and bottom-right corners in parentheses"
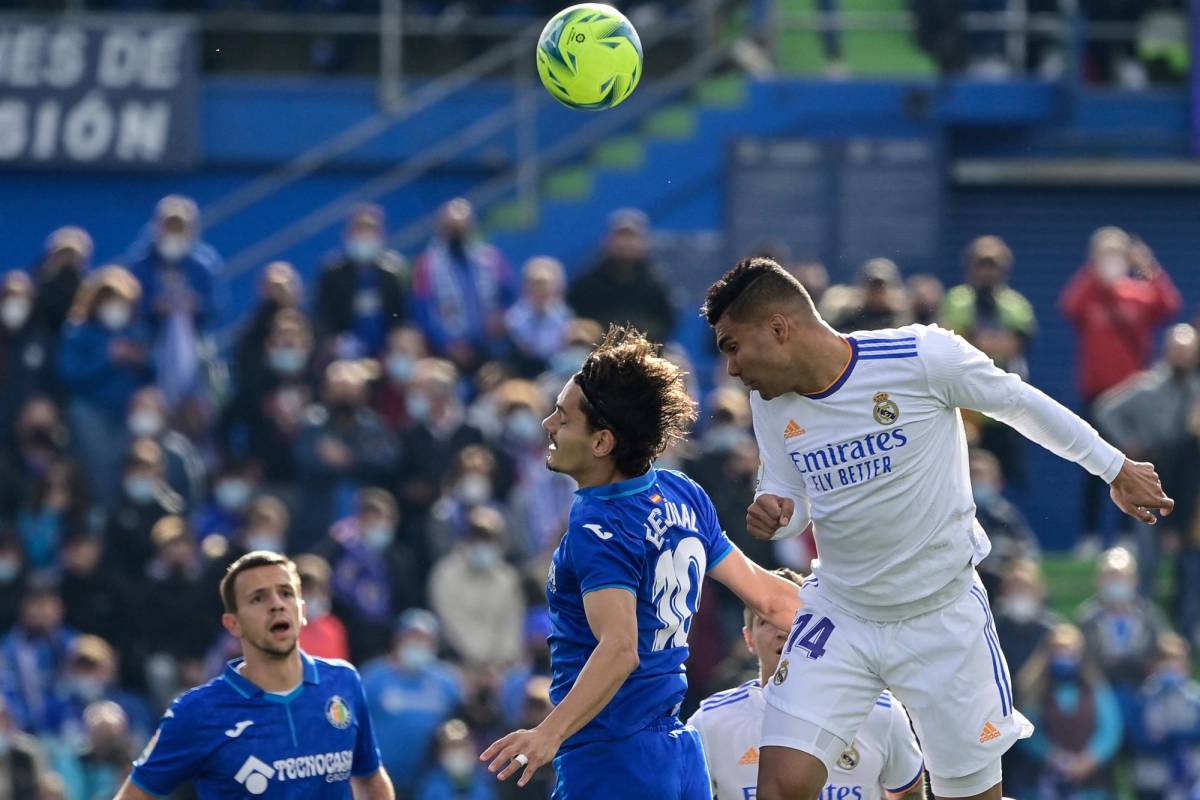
top-left (0, 193), bottom-right (1198, 800)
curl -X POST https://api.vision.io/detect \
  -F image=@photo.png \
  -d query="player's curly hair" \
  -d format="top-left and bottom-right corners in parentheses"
top-left (701, 256), bottom-right (814, 327)
top-left (574, 324), bottom-right (697, 478)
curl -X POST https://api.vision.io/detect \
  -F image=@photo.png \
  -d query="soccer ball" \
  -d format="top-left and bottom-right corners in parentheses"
top-left (536, 3), bottom-right (643, 111)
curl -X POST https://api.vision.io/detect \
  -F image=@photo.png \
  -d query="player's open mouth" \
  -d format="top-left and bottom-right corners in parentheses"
top-left (270, 621), bottom-right (291, 634)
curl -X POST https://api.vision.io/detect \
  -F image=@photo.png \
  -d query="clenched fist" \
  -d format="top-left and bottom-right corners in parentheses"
top-left (747, 494), bottom-right (796, 541)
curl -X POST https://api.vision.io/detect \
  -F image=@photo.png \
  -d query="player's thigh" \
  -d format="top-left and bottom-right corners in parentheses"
top-left (882, 580), bottom-right (1032, 783)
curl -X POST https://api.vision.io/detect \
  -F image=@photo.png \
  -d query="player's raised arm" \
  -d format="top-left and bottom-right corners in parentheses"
top-left (708, 545), bottom-right (802, 632)
top-left (921, 325), bottom-right (1174, 524)
top-left (482, 587), bottom-right (639, 787)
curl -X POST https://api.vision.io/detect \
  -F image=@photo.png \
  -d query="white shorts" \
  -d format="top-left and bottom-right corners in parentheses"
top-left (761, 573), bottom-right (1033, 781)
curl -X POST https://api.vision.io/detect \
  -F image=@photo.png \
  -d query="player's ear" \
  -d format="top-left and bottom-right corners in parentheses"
top-left (767, 313), bottom-right (789, 344)
top-left (221, 612), bottom-right (242, 639)
top-left (742, 625), bottom-right (757, 656)
top-left (591, 428), bottom-right (616, 459)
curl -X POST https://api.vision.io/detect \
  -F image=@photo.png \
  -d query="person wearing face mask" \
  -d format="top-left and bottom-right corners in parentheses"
top-left (1079, 547), bottom-right (1171, 731)
top-left (504, 257), bottom-right (574, 378)
top-left (317, 488), bottom-right (422, 663)
top-left (106, 439), bottom-right (185, 582)
top-left (1061, 227), bottom-right (1182, 548)
top-left (0, 695), bottom-right (52, 800)
top-left (125, 386), bottom-right (207, 511)
top-left (192, 458), bottom-right (261, 544)
top-left (123, 195), bottom-right (224, 410)
top-left (1096, 323), bottom-right (1200, 597)
top-left (58, 266), bottom-right (153, 510)
top-left (295, 554), bottom-right (350, 661)
top-left (45, 635), bottom-right (152, 751)
top-left (428, 444), bottom-right (511, 561)
top-left (362, 609), bottom-right (463, 797)
top-left (1129, 633), bottom-right (1200, 798)
top-left (416, 719), bottom-right (498, 800)
top-left (429, 506), bottom-right (525, 669)
top-left (0, 577), bottom-right (77, 734)
top-left (372, 325), bottom-right (430, 433)
top-left (410, 198), bottom-right (516, 372)
top-left (0, 271), bottom-right (53, 446)
top-left (32, 226), bottom-right (91, 346)
top-left (51, 699), bottom-right (137, 800)
top-left (968, 448), bottom-right (1040, 598)
top-left (232, 260), bottom-right (304, 393)
top-left (316, 204), bottom-right (410, 360)
top-left (1015, 624), bottom-right (1123, 798)
top-left (293, 360), bottom-right (399, 550)
top-left (823, 258), bottom-right (913, 334)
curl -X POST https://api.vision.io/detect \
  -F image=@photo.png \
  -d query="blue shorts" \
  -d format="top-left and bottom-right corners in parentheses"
top-left (552, 717), bottom-right (710, 800)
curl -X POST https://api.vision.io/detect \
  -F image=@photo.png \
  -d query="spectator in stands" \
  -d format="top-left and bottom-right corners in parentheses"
top-left (1, 576), bottom-right (76, 734)
top-left (567, 208), bottom-right (675, 343)
top-left (1061, 227), bottom-right (1182, 546)
top-left (51, 700), bottom-right (133, 800)
top-left (372, 325), bottom-right (429, 434)
top-left (970, 448), bottom-right (1040, 597)
top-left (318, 488), bottom-right (421, 663)
top-left (791, 260), bottom-right (830, 309)
top-left (32, 226), bottom-right (91, 348)
top-left (295, 553), bottom-right (350, 662)
top-left (201, 493), bottom-right (292, 588)
top-left (1079, 547), bottom-right (1170, 724)
top-left (124, 195), bottom-right (224, 411)
top-left (362, 609), bottom-right (463, 797)
top-left (0, 694), bottom-right (51, 799)
top-left (57, 266), bottom-right (153, 510)
top-left (497, 610), bottom-right (553, 728)
top-left (125, 386), bottom-right (207, 511)
top-left (231, 261), bottom-right (304, 407)
top-left (224, 308), bottom-right (316, 484)
top-left (427, 444), bottom-right (509, 560)
top-left (504, 256), bottom-right (573, 378)
top-left (0, 537), bottom-right (24, 633)
top-left (293, 359), bottom-right (398, 549)
top-left (47, 635), bottom-right (151, 748)
top-left (106, 439), bottom-right (185, 582)
top-left (192, 457), bottom-right (261, 544)
top-left (58, 533), bottom-right (131, 683)
top-left (1017, 623), bottom-right (1123, 798)
top-left (907, 273), bottom-right (945, 327)
top-left (946, 236), bottom-right (1038, 484)
top-left (429, 506), bottom-right (524, 668)
top-left (821, 257), bottom-right (911, 332)
top-left (15, 456), bottom-right (91, 573)
top-left (396, 358), bottom-right (485, 557)
top-left (0, 397), bottom-right (70, 519)
top-left (539, 318), bottom-right (602, 394)
top-left (416, 718), bottom-right (497, 800)
top-left (1097, 322), bottom-right (1199, 597)
top-left (315, 203), bottom-right (410, 359)
top-left (0, 272), bottom-right (53, 446)
top-left (1130, 632), bottom-right (1200, 797)
top-left (411, 198), bottom-right (515, 371)
top-left (497, 676), bottom-right (556, 800)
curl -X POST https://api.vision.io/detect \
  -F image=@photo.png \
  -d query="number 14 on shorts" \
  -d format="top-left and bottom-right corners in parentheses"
top-left (784, 613), bottom-right (836, 660)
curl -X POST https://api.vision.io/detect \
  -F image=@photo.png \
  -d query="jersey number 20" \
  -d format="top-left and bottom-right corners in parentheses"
top-left (651, 538), bottom-right (707, 651)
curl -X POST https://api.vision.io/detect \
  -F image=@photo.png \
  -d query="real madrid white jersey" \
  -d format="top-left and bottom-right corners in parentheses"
top-left (753, 324), bottom-right (1124, 621)
top-left (688, 683), bottom-right (924, 800)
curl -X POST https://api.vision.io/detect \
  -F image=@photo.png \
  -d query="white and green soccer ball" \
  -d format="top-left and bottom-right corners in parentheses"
top-left (536, 3), bottom-right (644, 111)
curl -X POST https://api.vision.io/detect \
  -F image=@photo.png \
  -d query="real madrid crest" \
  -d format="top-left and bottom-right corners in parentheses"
top-left (326, 695), bottom-right (352, 729)
top-left (773, 659), bottom-right (789, 686)
top-left (872, 392), bottom-right (899, 426)
top-left (836, 744), bottom-right (860, 770)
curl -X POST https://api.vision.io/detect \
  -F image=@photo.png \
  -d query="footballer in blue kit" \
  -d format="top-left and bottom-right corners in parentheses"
top-left (114, 551), bottom-right (395, 800)
top-left (481, 325), bottom-right (803, 799)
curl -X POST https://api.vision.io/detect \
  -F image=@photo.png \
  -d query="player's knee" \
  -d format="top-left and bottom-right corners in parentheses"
top-left (757, 746), bottom-right (827, 800)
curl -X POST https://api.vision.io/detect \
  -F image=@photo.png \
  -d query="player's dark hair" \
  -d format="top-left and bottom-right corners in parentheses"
top-left (701, 257), bottom-right (814, 327)
top-left (743, 568), bottom-right (805, 629)
top-left (220, 550), bottom-right (300, 614)
top-left (573, 324), bottom-right (697, 478)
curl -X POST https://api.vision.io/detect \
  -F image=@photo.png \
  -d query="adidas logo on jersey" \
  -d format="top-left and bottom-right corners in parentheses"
top-left (783, 419), bottom-right (806, 439)
top-left (738, 747), bottom-right (759, 765)
top-left (979, 721), bottom-right (1001, 743)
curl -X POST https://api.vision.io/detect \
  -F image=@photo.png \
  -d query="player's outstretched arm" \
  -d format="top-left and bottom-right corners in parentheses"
top-left (481, 587), bottom-right (639, 788)
top-left (112, 778), bottom-right (158, 800)
top-left (351, 767), bottom-right (396, 799)
top-left (708, 545), bottom-right (802, 632)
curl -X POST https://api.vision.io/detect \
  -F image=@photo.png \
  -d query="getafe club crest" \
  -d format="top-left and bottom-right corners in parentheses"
top-left (326, 695), bottom-right (352, 729)
top-left (872, 392), bottom-right (899, 426)
top-left (773, 659), bottom-right (789, 686)
top-left (836, 744), bottom-right (860, 770)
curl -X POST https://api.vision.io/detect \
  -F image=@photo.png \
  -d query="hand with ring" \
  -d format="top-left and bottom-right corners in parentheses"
top-left (481, 724), bottom-right (564, 787)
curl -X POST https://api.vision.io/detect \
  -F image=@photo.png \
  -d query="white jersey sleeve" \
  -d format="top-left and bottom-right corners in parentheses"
top-left (920, 326), bottom-right (1125, 483)
top-left (879, 700), bottom-right (924, 795)
top-left (752, 399), bottom-right (813, 540)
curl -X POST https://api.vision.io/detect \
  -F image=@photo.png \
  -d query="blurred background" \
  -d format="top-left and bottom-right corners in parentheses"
top-left (0, 0), bottom-right (1198, 798)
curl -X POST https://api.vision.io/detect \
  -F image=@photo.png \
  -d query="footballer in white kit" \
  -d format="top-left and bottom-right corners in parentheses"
top-left (689, 569), bottom-right (925, 800)
top-left (702, 258), bottom-right (1175, 800)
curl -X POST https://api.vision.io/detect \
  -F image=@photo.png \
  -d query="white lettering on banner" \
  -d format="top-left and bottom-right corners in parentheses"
top-left (32, 99), bottom-right (59, 159)
top-left (115, 100), bottom-right (169, 159)
top-left (0, 100), bottom-right (27, 158)
top-left (63, 91), bottom-right (112, 161)
top-left (98, 27), bottom-right (184, 89)
top-left (0, 95), bottom-right (174, 163)
top-left (46, 29), bottom-right (86, 88)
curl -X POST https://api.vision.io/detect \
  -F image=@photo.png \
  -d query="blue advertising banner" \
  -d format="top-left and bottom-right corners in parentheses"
top-left (0, 20), bottom-right (199, 170)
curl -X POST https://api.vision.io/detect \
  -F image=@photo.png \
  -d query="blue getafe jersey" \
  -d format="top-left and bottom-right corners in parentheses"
top-left (547, 468), bottom-right (733, 747)
top-left (131, 652), bottom-right (381, 798)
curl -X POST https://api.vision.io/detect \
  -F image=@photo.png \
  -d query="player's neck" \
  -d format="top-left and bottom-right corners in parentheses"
top-left (574, 460), bottom-right (631, 490)
top-left (787, 325), bottom-right (852, 395)
top-left (241, 647), bottom-right (305, 693)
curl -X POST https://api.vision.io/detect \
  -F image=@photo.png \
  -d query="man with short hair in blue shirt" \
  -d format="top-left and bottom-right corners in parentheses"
top-left (481, 325), bottom-right (803, 798)
top-left (112, 550), bottom-right (395, 799)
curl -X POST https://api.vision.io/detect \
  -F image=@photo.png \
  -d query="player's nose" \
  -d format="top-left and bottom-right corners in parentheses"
top-left (725, 357), bottom-right (740, 378)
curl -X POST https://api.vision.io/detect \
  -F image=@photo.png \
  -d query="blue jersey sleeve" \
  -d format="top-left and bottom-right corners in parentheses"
top-left (568, 505), bottom-right (643, 596)
top-left (130, 697), bottom-right (206, 797)
top-left (693, 480), bottom-right (734, 571)
top-left (351, 673), bottom-right (383, 776)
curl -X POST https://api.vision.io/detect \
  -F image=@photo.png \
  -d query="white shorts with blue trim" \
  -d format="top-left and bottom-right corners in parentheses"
top-left (762, 573), bottom-right (1033, 782)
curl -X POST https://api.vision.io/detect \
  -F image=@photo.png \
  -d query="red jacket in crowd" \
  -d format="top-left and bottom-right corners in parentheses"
top-left (1060, 264), bottom-right (1183, 403)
